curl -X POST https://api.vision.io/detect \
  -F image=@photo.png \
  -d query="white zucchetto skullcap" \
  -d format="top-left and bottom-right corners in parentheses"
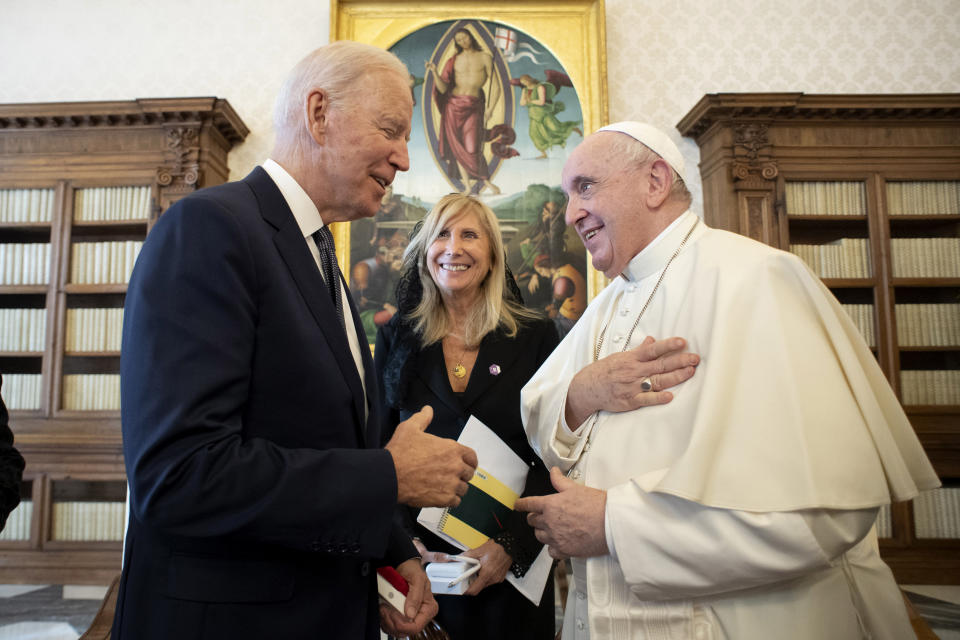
top-left (596, 121), bottom-right (687, 184)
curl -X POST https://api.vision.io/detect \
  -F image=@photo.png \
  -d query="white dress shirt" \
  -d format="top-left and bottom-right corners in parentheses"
top-left (262, 159), bottom-right (367, 409)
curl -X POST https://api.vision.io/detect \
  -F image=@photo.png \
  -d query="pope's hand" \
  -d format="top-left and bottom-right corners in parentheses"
top-left (515, 467), bottom-right (608, 559)
top-left (565, 336), bottom-right (699, 429)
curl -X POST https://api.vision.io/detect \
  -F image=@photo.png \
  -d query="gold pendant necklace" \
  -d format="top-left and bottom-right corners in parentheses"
top-left (594, 218), bottom-right (699, 362)
top-left (448, 334), bottom-right (469, 378)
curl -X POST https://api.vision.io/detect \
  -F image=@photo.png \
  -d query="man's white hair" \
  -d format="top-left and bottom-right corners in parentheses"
top-left (272, 41), bottom-right (410, 160)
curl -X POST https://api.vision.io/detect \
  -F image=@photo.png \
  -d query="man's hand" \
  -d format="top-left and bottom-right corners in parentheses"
top-left (460, 539), bottom-right (512, 596)
top-left (379, 558), bottom-right (438, 637)
top-left (385, 406), bottom-right (478, 507)
top-left (565, 336), bottom-right (699, 429)
top-left (515, 467), bottom-right (608, 559)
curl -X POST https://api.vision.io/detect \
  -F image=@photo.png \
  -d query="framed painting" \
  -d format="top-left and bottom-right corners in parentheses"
top-left (331, 0), bottom-right (608, 344)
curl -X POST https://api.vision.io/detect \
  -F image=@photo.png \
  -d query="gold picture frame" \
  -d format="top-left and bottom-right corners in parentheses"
top-left (331, 0), bottom-right (608, 343)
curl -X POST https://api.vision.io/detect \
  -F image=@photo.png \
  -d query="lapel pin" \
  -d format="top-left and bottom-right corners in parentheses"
top-left (489, 364), bottom-right (501, 376)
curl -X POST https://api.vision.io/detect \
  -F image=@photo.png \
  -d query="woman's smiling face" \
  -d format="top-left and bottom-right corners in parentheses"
top-left (426, 210), bottom-right (492, 302)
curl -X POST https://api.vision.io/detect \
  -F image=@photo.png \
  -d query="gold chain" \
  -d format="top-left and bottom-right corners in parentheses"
top-left (594, 218), bottom-right (699, 362)
top-left (447, 334), bottom-right (470, 378)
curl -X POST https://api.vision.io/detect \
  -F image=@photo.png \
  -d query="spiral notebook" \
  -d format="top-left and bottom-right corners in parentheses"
top-left (438, 466), bottom-right (518, 549)
top-left (418, 415), bottom-right (553, 605)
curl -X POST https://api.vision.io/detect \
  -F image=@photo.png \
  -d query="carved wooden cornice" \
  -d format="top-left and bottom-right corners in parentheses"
top-left (677, 93), bottom-right (960, 140)
top-left (157, 126), bottom-right (201, 188)
top-left (731, 123), bottom-right (778, 186)
top-left (0, 97), bottom-right (249, 143)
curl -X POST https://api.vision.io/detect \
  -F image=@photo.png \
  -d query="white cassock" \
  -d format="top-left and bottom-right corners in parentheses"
top-left (521, 211), bottom-right (940, 640)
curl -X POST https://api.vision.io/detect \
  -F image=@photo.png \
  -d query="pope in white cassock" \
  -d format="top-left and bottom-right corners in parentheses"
top-left (515, 122), bottom-right (941, 640)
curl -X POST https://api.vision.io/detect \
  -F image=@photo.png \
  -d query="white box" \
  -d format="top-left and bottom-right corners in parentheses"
top-left (426, 561), bottom-right (475, 595)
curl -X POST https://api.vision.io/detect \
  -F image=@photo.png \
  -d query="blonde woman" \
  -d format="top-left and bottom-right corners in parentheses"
top-left (375, 194), bottom-right (558, 639)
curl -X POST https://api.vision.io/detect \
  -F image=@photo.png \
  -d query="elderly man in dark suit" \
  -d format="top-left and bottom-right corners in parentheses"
top-left (113, 41), bottom-right (478, 640)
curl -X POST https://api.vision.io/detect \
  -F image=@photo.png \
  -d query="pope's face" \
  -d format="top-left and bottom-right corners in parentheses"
top-left (562, 134), bottom-right (650, 278)
top-left (316, 70), bottom-right (412, 222)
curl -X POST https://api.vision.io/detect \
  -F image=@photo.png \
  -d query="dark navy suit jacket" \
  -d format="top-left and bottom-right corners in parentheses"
top-left (113, 167), bottom-right (414, 639)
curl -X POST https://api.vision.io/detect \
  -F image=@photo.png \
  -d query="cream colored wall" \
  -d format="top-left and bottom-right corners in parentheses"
top-left (2, 0), bottom-right (958, 208)
top-left (0, 0), bottom-right (331, 180)
top-left (607, 0), bottom-right (960, 209)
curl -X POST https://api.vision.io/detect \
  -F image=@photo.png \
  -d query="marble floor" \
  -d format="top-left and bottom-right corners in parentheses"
top-left (0, 583), bottom-right (958, 639)
top-left (0, 584), bottom-right (108, 640)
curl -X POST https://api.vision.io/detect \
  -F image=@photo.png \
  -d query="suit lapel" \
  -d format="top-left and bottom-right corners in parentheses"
top-left (244, 167), bottom-right (367, 444)
top-left (460, 330), bottom-right (522, 409)
top-left (418, 343), bottom-right (463, 417)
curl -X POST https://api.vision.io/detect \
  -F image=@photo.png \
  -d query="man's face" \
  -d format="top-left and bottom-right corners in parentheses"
top-left (455, 31), bottom-right (473, 50)
top-left (317, 70), bottom-right (412, 222)
top-left (561, 134), bottom-right (649, 278)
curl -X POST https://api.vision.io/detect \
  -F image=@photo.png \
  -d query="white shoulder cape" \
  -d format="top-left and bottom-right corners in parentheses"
top-left (522, 215), bottom-right (939, 511)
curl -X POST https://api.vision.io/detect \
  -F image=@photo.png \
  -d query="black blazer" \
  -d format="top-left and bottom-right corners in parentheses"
top-left (375, 315), bottom-right (559, 559)
top-left (113, 167), bottom-right (415, 640)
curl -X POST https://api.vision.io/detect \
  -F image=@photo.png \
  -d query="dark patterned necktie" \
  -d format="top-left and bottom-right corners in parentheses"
top-left (312, 226), bottom-right (345, 332)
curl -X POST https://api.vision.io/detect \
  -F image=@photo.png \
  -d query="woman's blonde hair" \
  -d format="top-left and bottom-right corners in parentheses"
top-left (403, 194), bottom-right (537, 347)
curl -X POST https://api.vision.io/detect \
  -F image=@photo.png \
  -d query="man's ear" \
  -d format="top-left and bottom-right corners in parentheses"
top-left (304, 89), bottom-right (328, 145)
top-left (644, 158), bottom-right (673, 209)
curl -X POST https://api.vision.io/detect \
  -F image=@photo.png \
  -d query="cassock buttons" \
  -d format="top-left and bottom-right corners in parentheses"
top-left (360, 561), bottom-right (371, 577)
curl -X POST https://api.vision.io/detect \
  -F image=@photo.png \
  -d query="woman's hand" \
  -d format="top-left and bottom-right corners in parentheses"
top-left (413, 537), bottom-right (451, 565)
top-left (460, 539), bottom-right (512, 595)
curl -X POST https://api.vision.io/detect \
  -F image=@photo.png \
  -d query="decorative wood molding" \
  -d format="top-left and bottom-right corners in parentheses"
top-left (731, 123), bottom-right (778, 188)
top-left (677, 92), bottom-right (960, 139)
top-left (0, 97), bottom-right (249, 144)
top-left (157, 126), bottom-right (201, 189)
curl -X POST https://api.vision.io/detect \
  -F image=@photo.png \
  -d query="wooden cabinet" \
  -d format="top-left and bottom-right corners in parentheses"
top-left (0, 99), bottom-right (248, 583)
top-left (678, 93), bottom-right (960, 584)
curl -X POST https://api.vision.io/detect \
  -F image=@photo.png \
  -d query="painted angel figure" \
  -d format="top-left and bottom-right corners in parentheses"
top-left (513, 71), bottom-right (582, 159)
